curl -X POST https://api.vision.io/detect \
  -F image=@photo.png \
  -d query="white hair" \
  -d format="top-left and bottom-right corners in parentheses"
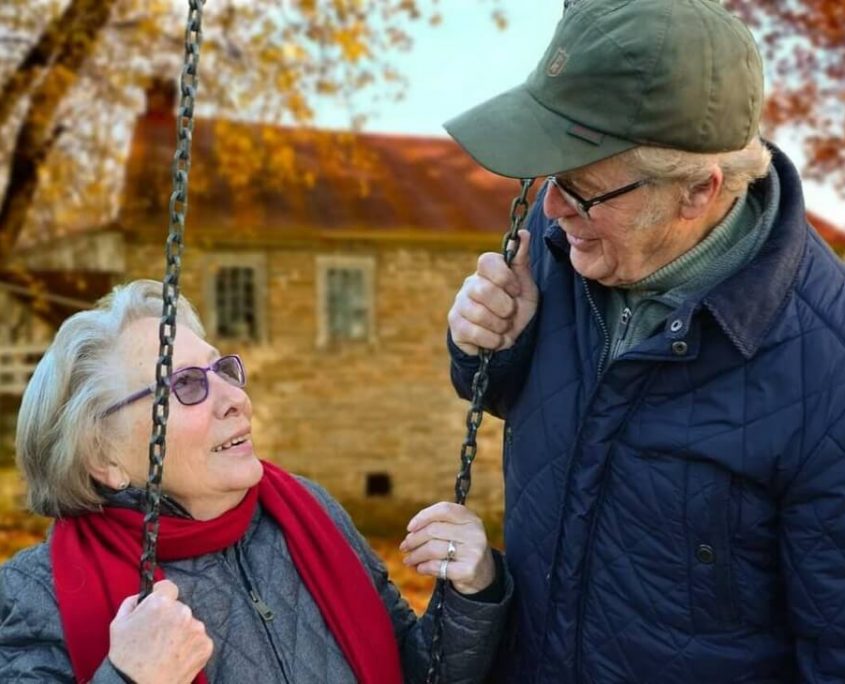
top-left (16, 280), bottom-right (205, 517)
top-left (622, 136), bottom-right (772, 202)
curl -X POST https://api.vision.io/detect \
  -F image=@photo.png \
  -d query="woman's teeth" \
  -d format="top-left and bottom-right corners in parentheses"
top-left (212, 435), bottom-right (248, 452)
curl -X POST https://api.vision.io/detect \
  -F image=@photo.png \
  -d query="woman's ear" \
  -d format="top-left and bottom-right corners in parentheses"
top-left (680, 165), bottom-right (724, 220)
top-left (88, 459), bottom-right (130, 490)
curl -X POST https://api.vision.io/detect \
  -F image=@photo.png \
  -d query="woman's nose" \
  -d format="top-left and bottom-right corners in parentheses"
top-left (209, 372), bottom-right (250, 416)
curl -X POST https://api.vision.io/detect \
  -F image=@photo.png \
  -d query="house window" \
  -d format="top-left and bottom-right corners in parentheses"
top-left (327, 268), bottom-right (367, 340)
top-left (204, 254), bottom-right (267, 344)
top-left (215, 267), bottom-right (256, 340)
top-left (316, 255), bottom-right (375, 347)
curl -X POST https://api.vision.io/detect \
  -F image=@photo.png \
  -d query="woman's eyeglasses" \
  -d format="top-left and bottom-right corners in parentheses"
top-left (101, 354), bottom-right (246, 417)
top-left (545, 175), bottom-right (649, 219)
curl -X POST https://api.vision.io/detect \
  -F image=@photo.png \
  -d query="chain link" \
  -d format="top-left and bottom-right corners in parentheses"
top-left (139, 0), bottom-right (205, 600)
top-left (425, 177), bottom-right (533, 684)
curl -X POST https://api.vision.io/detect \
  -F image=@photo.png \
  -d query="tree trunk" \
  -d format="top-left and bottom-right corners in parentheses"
top-left (0, 0), bottom-right (90, 131)
top-left (0, 0), bottom-right (116, 262)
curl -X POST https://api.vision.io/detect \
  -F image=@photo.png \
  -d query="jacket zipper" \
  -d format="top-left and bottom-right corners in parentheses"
top-left (611, 306), bottom-right (633, 361)
top-left (581, 276), bottom-right (610, 377)
top-left (536, 277), bottom-right (612, 682)
top-left (249, 589), bottom-right (275, 622)
top-left (572, 369), bottom-right (659, 682)
top-left (234, 545), bottom-right (275, 622)
top-left (233, 544), bottom-right (291, 682)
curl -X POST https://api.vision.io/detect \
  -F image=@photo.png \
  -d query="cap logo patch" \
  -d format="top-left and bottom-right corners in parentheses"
top-left (546, 48), bottom-right (569, 77)
top-left (567, 123), bottom-right (605, 146)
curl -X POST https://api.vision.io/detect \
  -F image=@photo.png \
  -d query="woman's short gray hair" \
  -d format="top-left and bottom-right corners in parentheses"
top-left (622, 136), bottom-right (772, 201)
top-left (16, 280), bottom-right (204, 517)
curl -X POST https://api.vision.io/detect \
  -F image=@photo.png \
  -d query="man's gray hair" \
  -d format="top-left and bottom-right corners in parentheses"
top-left (623, 136), bottom-right (772, 201)
top-left (16, 280), bottom-right (205, 517)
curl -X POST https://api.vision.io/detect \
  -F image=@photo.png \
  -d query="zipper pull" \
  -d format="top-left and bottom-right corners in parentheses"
top-left (613, 307), bottom-right (634, 356)
top-left (249, 589), bottom-right (275, 622)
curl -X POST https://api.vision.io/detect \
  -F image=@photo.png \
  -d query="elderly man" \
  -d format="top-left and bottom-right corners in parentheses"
top-left (445, 1), bottom-right (845, 682)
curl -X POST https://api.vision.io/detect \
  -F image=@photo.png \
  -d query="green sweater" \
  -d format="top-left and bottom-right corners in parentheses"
top-left (604, 170), bottom-right (780, 360)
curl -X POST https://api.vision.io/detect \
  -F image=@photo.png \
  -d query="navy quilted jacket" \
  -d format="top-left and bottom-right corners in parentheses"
top-left (449, 148), bottom-right (845, 683)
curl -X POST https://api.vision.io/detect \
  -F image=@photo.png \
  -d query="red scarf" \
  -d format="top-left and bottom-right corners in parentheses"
top-left (51, 461), bottom-right (402, 684)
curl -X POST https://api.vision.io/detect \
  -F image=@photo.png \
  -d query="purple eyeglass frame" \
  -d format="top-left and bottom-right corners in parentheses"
top-left (101, 354), bottom-right (246, 418)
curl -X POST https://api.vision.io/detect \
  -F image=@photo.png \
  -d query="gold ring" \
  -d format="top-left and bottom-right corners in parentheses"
top-left (446, 540), bottom-right (457, 561)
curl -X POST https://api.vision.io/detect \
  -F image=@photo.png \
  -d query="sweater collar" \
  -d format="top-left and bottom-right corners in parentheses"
top-left (624, 190), bottom-right (756, 298)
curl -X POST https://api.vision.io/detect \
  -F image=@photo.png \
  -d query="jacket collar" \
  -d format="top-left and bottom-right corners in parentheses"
top-left (543, 144), bottom-right (807, 360)
top-left (96, 481), bottom-right (193, 518)
top-left (701, 145), bottom-right (806, 359)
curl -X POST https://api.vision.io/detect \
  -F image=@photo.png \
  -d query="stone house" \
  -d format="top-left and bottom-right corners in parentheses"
top-left (1, 82), bottom-right (843, 524)
top-left (2, 82), bottom-right (535, 522)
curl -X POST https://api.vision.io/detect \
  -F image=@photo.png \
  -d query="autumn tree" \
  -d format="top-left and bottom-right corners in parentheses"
top-left (725, 0), bottom-right (845, 194)
top-left (0, 0), bottom-right (503, 263)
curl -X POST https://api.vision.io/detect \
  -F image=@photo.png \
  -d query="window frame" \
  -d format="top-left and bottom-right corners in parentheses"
top-left (204, 253), bottom-right (268, 344)
top-left (315, 254), bottom-right (376, 348)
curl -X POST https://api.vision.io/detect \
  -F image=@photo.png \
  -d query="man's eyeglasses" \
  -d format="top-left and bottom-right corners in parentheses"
top-left (101, 354), bottom-right (246, 417)
top-left (546, 175), bottom-right (649, 219)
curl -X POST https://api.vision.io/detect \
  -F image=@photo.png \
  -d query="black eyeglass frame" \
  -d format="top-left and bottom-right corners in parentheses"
top-left (101, 354), bottom-right (246, 418)
top-left (545, 175), bottom-right (649, 219)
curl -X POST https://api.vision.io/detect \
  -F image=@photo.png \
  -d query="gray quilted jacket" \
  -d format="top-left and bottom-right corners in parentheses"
top-left (0, 478), bottom-right (512, 682)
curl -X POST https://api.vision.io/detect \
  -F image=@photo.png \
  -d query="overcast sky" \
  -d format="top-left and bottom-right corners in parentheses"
top-left (312, 1), bottom-right (843, 227)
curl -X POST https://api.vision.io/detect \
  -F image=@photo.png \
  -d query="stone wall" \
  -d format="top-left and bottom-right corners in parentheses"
top-left (125, 239), bottom-right (507, 525)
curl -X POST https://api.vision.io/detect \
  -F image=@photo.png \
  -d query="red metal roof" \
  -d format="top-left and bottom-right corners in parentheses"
top-left (119, 113), bottom-right (538, 243)
top-left (118, 95), bottom-right (844, 250)
top-left (808, 212), bottom-right (845, 252)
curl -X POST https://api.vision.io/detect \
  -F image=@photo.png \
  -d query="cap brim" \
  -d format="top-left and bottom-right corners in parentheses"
top-left (444, 85), bottom-right (636, 179)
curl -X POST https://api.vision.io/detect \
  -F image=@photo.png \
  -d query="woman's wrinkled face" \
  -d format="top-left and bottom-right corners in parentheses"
top-left (110, 317), bottom-right (263, 520)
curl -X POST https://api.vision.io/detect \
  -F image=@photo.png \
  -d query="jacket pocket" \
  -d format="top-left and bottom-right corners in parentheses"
top-left (685, 459), bottom-right (740, 630)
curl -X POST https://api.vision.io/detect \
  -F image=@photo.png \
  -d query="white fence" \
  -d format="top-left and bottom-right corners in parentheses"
top-left (0, 344), bottom-right (48, 395)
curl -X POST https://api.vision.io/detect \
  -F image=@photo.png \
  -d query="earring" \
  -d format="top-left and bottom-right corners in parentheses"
top-left (119, 480), bottom-right (130, 490)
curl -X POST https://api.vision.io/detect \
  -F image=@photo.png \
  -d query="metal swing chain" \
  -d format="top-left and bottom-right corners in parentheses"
top-left (139, 0), bottom-right (206, 600)
top-left (425, 177), bottom-right (534, 684)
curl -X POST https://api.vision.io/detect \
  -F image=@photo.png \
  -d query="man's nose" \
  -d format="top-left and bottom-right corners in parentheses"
top-left (542, 179), bottom-right (579, 220)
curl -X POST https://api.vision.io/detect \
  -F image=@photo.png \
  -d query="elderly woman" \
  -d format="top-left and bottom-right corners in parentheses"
top-left (0, 280), bottom-right (511, 683)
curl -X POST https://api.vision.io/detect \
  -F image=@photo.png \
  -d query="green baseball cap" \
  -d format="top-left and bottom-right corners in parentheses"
top-left (444, 0), bottom-right (764, 178)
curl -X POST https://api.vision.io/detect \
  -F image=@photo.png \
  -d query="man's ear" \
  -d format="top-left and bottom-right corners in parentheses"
top-left (680, 165), bottom-right (724, 220)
